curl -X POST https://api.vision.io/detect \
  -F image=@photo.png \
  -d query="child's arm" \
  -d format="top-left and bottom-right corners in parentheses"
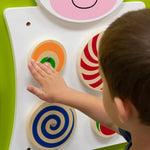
top-left (27, 60), bottom-right (119, 132)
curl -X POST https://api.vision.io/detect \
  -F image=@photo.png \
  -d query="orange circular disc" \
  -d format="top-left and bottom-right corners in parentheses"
top-left (29, 40), bottom-right (67, 72)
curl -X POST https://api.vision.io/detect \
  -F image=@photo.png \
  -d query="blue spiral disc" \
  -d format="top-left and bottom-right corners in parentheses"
top-left (26, 102), bottom-right (77, 150)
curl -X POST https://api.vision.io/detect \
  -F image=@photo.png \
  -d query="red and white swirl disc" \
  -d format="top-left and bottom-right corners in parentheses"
top-left (77, 32), bottom-right (104, 91)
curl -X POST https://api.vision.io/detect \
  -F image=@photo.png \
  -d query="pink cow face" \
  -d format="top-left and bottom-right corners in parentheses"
top-left (48, 0), bottom-right (123, 22)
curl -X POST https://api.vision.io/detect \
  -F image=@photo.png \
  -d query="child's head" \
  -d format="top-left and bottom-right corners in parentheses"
top-left (99, 9), bottom-right (150, 126)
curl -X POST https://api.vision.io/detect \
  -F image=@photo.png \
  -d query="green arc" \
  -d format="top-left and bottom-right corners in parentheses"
top-left (96, 122), bottom-right (100, 131)
top-left (40, 57), bottom-right (56, 68)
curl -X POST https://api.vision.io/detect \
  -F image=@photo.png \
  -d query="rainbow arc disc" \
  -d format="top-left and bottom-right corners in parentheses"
top-left (29, 40), bottom-right (67, 72)
top-left (26, 102), bottom-right (77, 150)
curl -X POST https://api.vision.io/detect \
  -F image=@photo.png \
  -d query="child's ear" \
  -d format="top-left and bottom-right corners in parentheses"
top-left (114, 97), bottom-right (132, 124)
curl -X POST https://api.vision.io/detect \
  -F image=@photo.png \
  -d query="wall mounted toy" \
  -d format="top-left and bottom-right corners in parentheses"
top-left (0, 0), bottom-right (149, 150)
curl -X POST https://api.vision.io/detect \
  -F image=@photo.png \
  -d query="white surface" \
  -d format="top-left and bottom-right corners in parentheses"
top-left (36, 0), bottom-right (123, 23)
top-left (4, 2), bottom-right (145, 150)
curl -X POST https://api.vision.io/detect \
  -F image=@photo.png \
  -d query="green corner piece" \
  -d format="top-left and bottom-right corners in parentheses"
top-left (0, 1), bottom-right (36, 150)
top-left (124, 0), bottom-right (150, 8)
top-left (94, 143), bottom-right (128, 150)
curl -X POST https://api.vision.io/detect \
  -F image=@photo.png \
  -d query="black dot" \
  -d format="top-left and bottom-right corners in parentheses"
top-left (26, 22), bottom-right (31, 26)
top-left (47, 57), bottom-right (51, 62)
top-left (27, 148), bottom-right (31, 150)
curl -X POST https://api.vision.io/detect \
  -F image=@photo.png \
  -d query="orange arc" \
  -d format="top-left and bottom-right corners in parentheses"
top-left (32, 41), bottom-right (66, 72)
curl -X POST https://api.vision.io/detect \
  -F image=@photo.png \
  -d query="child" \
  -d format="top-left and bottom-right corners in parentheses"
top-left (27, 9), bottom-right (150, 150)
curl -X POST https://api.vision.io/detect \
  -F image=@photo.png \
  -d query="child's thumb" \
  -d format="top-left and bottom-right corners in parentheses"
top-left (27, 86), bottom-right (44, 100)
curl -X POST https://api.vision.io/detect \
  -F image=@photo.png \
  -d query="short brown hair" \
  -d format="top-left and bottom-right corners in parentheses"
top-left (99, 9), bottom-right (150, 125)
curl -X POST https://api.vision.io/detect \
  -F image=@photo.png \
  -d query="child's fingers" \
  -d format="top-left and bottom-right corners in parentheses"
top-left (44, 62), bottom-right (56, 73)
top-left (31, 60), bottom-right (47, 77)
top-left (37, 62), bottom-right (53, 75)
top-left (28, 62), bottom-right (43, 82)
top-left (27, 86), bottom-right (45, 100)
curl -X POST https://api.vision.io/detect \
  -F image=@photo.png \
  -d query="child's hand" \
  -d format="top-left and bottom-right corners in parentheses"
top-left (27, 60), bottom-right (68, 103)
